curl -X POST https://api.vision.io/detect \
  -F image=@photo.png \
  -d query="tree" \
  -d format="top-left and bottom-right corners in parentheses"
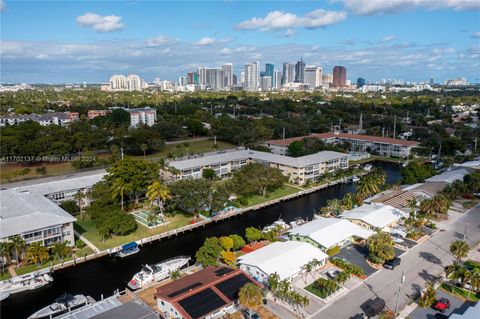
top-left (418, 281), bottom-right (436, 308)
top-left (25, 243), bottom-right (49, 266)
top-left (202, 168), bottom-right (216, 180)
top-left (195, 237), bottom-right (223, 267)
top-left (0, 242), bottom-right (14, 265)
top-left (401, 162), bottom-right (435, 184)
top-left (367, 232), bottom-right (395, 264)
top-left (356, 169), bottom-right (386, 202)
top-left (146, 212), bottom-right (157, 226)
top-left (61, 200), bottom-right (79, 216)
top-left (221, 250), bottom-right (236, 266)
top-left (219, 236), bottom-right (234, 251)
top-left (450, 240), bottom-right (470, 262)
top-left (245, 227), bottom-right (264, 243)
top-left (50, 241), bottom-right (72, 260)
top-left (232, 163), bottom-right (287, 197)
top-left (10, 235), bottom-right (26, 263)
top-left (111, 178), bottom-right (132, 211)
top-left (146, 181), bottom-right (171, 214)
top-left (230, 234), bottom-right (246, 251)
top-left (378, 310), bottom-right (395, 319)
top-left (238, 283), bottom-right (263, 318)
top-left (420, 195), bottom-right (451, 221)
top-left (141, 143), bottom-right (148, 159)
top-left (169, 179), bottom-right (212, 216)
top-left (445, 262), bottom-right (465, 284)
top-left (170, 270), bottom-right (181, 280)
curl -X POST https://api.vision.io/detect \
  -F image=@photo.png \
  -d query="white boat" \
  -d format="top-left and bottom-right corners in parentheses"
top-left (127, 256), bottom-right (190, 290)
top-left (351, 176), bottom-right (360, 183)
top-left (0, 272), bottom-right (53, 295)
top-left (262, 219), bottom-right (291, 233)
top-left (115, 242), bottom-right (139, 258)
top-left (0, 292), bottom-right (9, 301)
top-left (28, 294), bottom-right (91, 319)
top-left (363, 164), bottom-right (373, 171)
top-left (289, 217), bottom-right (306, 229)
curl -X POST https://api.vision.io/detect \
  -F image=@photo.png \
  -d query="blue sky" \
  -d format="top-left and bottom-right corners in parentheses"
top-left (1, 0), bottom-right (479, 83)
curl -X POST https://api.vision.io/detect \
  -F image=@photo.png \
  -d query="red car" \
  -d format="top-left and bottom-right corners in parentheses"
top-left (433, 298), bottom-right (450, 312)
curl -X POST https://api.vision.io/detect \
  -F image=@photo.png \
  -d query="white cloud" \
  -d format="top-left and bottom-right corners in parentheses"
top-left (76, 12), bottom-right (125, 33)
top-left (219, 48), bottom-right (232, 55)
top-left (472, 32), bottom-right (480, 38)
top-left (380, 35), bottom-right (396, 42)
top-left (195, 37), bottom-right (216, 46)
top-left (235, 8), bottom-right (346, 31)
top-left (146, 36), bottom-right (178, 47)
top-left (340, 0), bottom-right (480, 15)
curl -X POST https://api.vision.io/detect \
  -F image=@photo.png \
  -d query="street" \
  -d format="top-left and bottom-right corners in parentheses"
top-left (311, 204), bottom-right (480, 319)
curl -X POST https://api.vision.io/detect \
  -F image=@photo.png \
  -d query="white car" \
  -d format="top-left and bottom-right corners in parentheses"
top-left (393, 237), bottom-right (404, 244)
top-left (326, 269), bottom-right (341, 279)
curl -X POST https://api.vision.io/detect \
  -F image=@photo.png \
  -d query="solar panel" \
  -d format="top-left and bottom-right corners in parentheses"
top-left (178, 288), bottom-right (226, 319)
top-left (167, 282), bottom-right (203, 298)
top-left (214, 273), bottom-right (253, 301)
top-left (214, 267), bottom-right (234, 276)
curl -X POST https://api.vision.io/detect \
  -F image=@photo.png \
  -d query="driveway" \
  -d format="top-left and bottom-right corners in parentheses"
top-left (408, 289), bottom-right (476, 319)
top-left (336, 244), bottom-right (377, 277)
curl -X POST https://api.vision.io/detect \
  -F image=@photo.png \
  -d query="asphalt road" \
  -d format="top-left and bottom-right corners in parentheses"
top-left (312, 204), bottom-right (480, 319)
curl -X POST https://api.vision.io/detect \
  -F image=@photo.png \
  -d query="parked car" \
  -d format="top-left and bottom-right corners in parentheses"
top-left (326, 269), bottom-right (341, 279)
top-left (383, 257), bottom-right (401, 270)
top-left (243, 310), bottom-right (261, 319)
top-left (393, 237), bottom-right (404, 244)
top-left (433, 298), bottom-right (451, 313)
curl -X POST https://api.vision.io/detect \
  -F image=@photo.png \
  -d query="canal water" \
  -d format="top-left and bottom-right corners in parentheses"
top-left (1, 162), bottom-right (401, 319)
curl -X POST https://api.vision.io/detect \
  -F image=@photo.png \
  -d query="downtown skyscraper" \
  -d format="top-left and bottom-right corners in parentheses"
top-left (222, 63), bottom-right (233, 89)
top-left (333, 66), bottom-right (347, 87)
top-left (265, 63), bottom-right (274, 86)
top-left (295, 59), bottom-right (305, 83)
top-left (282, 62), bottom-right (295, 85)
top-left (244, 62), bottom-right (259, 91)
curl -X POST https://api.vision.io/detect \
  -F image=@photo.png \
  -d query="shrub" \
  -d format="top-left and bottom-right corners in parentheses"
top-left (368, 254), bottom-right (385, 265)
top-left (75, 239), bottom-right (86, 249)
top-left (61, 200), bottom-right (79, 215)
top-left (326, 245), bottom-right (341, 256)
top-left (237, 197), bottom-right (249, 206)
top-left (229, 234), bottom-right (246, 251)
top-left (312, 278), bottom-right (339, 297)
top-left (36, 166), bottom-right (47, 175)
top-left (331, 257), bottom-right (365, 277)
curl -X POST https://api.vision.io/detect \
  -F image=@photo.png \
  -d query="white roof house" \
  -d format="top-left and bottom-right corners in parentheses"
top-left (237, 241), bottom-right (328, 281)
top-left (340, 204), bottom-right (407, 230)
top-left (425, 168), bottom-right (470, 184)
top-left (0, 189), bottom-right (76, 239)
top-left (288, 217), bottom-right (374, 250)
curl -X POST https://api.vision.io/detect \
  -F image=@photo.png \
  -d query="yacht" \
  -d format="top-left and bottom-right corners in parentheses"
top-left (28, 294), bottom-right (91, 319)
top-left (262, 219), bottom-right (291, 233)
top-left (127, 256), bottom-right (190, 290)
top-left (289, 217), bottom-right (306, 229)
top-left (0, 272), bottom-right (53, 296)
top-left (351, 176), bottom-right (360, 183)
top-left (115, 242), bottom-right (139, 258)
top-left (363, 164), bottom-right (373, 171)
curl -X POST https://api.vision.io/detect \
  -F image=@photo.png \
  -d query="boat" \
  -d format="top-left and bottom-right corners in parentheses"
top-left (127, 256), bottom-right (190, 290)
top-left (363, 164), bottom-right (373, 171)
top-left (0, 292), bottom-right (10, 301)
top-left (351, 176), bottom-right (360, 183)
top-left (0, 272), bottom-right (53, 296)
top-left (28, 294), bottom-right (92, 319)
top-left (115, 242), bottom-right (139, 258)
top-left (262, 219), bottom-right (291, 233)
top-left (289, 217), bottom-right (306, 229)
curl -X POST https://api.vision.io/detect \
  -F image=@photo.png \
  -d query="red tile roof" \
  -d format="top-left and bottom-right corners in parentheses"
top-left (265, 132), bottom-right (420, 147)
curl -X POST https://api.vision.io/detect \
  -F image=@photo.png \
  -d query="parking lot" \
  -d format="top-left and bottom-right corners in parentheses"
top-left (336, 244), bottom-right (377, 276)
top-left (408, 289), bottom-right (475, 319)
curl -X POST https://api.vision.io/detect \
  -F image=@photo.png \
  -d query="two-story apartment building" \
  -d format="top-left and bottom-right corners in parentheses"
top-left (166, 149), bottom-right (349, 185)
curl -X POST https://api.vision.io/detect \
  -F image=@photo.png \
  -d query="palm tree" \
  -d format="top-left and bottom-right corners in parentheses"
top-left (10, 236), bottom-right (26, 263)
top-left (468, 268), bottom-right (480, 296)
top-left (445, 262), bottom-right (465, 284)
top-left (146, 212), bottom-right (157, 226)
top-left (146, 181), bottom-right (171, 214)
top-left (170, 270), bottom-right (181, 280)
top-left (0, 242), bottom-right (14, 266)
top-left (267, 272), bottom-right (280, 293)
top-left (238, 283), bottom-right (263, 318)
top-left (450, 240), bottom-right (470, 263)
top-left (25, 243), bottom-right (49, 267)
top-left (141, 143), bottom-right (148, 159)
top-left (111, 178), bottom-right (132, 211)
top-left (74, 191), bottom-right (84, 220)
top-left (51, 241), bottom-right (72, 261)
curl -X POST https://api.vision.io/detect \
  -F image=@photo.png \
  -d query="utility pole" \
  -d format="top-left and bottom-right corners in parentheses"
top-left (359, 113), bottom-right (363, 132)
top-left (463, 222), bottom-right (469, 241)
top-left (394, 270), bottom-right (406, 315)
top-left (382, 127), bottom-right (385, 138)
top-left (475, 137), bottom-right (478, 151)
top-left (282, 127), bottom-right (285, 140)
top-left (393, 115), bottom-right (397, 139)
top-left (214, 135), bottom-right (217, 147)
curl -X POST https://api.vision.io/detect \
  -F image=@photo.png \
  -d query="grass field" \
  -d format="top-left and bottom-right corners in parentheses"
top-left (0, 139), bottom-right (235, 184)
top-left (304, 282), bottom-right (339, 299)
top-left (0, 272), bottom-right (11, 281)
top-left (74, 213), bottom-right (193, 251)
top-left (243, 185), bottom-right (300, 206)
top-left (441, 282), bottom-right (480, 302)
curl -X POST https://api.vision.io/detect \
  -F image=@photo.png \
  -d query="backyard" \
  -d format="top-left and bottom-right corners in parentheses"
top-left (241, 185), bottom-right (300, 206)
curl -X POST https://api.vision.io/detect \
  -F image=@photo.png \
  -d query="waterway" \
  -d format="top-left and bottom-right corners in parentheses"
top-left (1, 162), bottom-right (401, 319)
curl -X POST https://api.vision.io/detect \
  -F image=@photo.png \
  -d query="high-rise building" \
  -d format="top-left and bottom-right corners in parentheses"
top-left (240, 72), bottom-right (245, 85)
top-left (265, 63), bottom-right (274, 85)
top-left (178, 76), bottom-right (187, 86)
top-left (273, 70), bottom-right (282, 90)
top-left (282, 63), bottom-right (295, 84)
top-left (357, 77), bottom-right (366, 88)
top-left (222, 63), bottom-right (233, 89)
top-left (233, 74), bottom-right (238, 85)
top-left (244, 62), bottom-right (259, 91)
top-left (295, 59), bottom-right (305, 83)
top-left (322, 74), bottom-right (333, 85)
top-left (304, 66), bottom-right (322, 88)
top-left (109, 74), bottom-right (127, 90)
top-left (332, 66), bottom-right (347, 87)
top-left (187, 72), bottom-right (198, 84)
top-left (197, 67), bottom-right (207, 85)
top-left (260, 76), bottom-right (272, 91)
top-left (206, 68), bottom-right (224, 90)
top-left (429, 78), bottom-right (434, 85)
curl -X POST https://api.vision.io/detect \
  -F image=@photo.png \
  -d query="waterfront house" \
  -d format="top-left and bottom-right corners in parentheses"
top-left (339, 204), bottom-right (407, 232)
top-left (237, 241), bottom-right (328, 283)
top-left (155, 266), bottom-right (262, 319)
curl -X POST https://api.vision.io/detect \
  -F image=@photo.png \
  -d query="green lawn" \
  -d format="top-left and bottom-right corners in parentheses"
top-left (441, 283), bottom-right (480, 302)
top-left (305, 282), bottom-right (339, 299)
top-left (75, 213), bottom-right (193, 251)
top-left (464, 260), bottom-right (480, 269)
top-left (0, 272), bottom-right (11, 281)
top-left (243, 185), bottom-right (300, 206)
top-left (14, 246), bottom-right (94, 276)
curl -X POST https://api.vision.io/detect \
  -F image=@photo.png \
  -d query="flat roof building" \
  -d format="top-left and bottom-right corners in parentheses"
top-left (238, 241), bottom-right (328, 282)
top-left (155, 266), bottom-right (262, 319)
top-left (166, 149), bottom-right (349, 185)
top-left (340, 204), bottom-right (407, 232)
top-left (288, 217), bottom-right (374, 251)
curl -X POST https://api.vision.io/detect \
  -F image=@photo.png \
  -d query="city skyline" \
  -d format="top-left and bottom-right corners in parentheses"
top-left (1, 0), bottom-right (479, 83)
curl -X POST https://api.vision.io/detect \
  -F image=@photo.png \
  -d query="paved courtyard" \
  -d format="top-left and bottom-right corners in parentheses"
top-left (408, 289), bottom-right (476, 319)
top-left (336, 244), bottom-right (377, 276)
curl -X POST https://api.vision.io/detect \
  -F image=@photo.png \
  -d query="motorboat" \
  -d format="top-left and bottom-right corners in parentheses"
top-left (351, 176), bottom-right (360, 183)
top-left (0, 272), bottom-right (53, 295)
top-left (127, 256), bottom-right (190, 290)
top-left (363, 164), bottom-right (373, 171)
top-left (28, 294), bottom-right (91, 319)
top-left (262, 219), bottom-right (291, 233)
top-left (115, 242), bottom-right (139, 258)
top-left (289, 217), bottom-right (306, 229)
top-left (0, 292), bottom-right (9, 301)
